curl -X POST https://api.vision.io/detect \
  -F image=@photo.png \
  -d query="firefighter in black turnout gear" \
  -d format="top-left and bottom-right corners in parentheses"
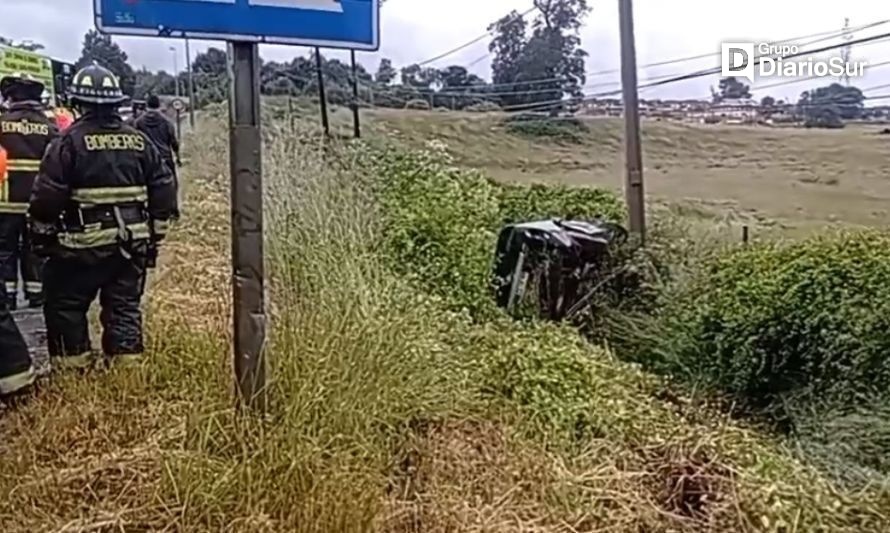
top-left (0, 279), bottom-right (35, 397)
top-left (0, 73), bottom-right (58, 309)
top-left (29, 64), bottom-right (177, 369)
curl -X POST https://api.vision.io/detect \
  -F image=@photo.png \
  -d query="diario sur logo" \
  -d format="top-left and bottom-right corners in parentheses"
top-left (721, 42), bottom-right (867, 82)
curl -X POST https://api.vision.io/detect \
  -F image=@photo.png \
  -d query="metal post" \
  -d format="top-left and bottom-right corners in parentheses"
top-left (742, 225), bottom-right (749, 243)
top-left (227, 41), bottom-right (266, 411)
top-left (619, 0), bottom-right (646, 243)
top-left (314, 47), bottom-right (330, 136)
top-left (350, 49), bottom-right (361, 138)
top-left (171, 46), bottom-right (181, 98)
top-left (186, 38), bottom-right (195, 128)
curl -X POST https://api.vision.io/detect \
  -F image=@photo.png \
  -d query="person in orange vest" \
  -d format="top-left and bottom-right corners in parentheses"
top-left (55, 107), bottom-right (74, 131)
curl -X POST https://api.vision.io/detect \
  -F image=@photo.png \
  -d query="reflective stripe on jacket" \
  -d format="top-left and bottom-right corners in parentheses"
top-left (59, 185), bottom-right (151, 249)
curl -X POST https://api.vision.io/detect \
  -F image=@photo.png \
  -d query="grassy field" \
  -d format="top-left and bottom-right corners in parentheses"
top-left (352, 108), bottom-right (890, 234)
top-left (2, 106), bottom-right (890, 531)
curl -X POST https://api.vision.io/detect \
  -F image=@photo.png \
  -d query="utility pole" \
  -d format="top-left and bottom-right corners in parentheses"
top-left (315, 47), bottom-right (330, 136)
top-left (618, 0), bottom-right (646, 243)
top-left (186, 38), bottom-right (195, 128)
top-left (350, 49), bottom-right (361, 138)
top-left (840, 17), bottom-right (853, 86)
top-left (170, 46), bottom-right (180, 98)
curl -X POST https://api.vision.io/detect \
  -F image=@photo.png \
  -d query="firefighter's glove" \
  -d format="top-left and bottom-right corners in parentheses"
top-left (31, 233), bottom-right (59, 257)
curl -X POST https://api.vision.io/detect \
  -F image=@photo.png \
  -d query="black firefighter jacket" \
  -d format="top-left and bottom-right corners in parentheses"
top-left (29, 112), bottom-right (177, 262)
top-left (0, 101), bottom-right (58, 214)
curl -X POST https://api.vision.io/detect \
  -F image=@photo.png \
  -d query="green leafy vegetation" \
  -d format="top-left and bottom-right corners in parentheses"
top-left (632, 229), bottom-right (890, 486)
top-left (502, 113), bottom-right (590, 143)
top-left (655, 230), bottom-right (890, 414)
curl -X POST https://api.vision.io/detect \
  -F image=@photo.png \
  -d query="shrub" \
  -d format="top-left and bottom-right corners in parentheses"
top-left (655, 229), bottom-right (890, 417)
top-left (405, 99), bottom-right (432, 110)
top-left (496, 182), bottom-right (625, 225)
top-left (369, 143), bottom-right (503, 317)
top-left (503, 113), bottom-right (589, 143)
top-left (466, 101), bottom-right (501, 113)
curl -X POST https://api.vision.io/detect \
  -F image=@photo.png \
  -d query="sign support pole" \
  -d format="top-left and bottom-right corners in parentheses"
top-left (619, 0), bottom-right (646, 243)
top-left (350, 50), bottom-right (361, 138)
top-left (228, 41), bottom-right (266, 411)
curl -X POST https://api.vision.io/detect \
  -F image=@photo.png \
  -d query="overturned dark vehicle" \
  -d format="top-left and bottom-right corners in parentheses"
top-left (491, 218), bottom-right (628, 321)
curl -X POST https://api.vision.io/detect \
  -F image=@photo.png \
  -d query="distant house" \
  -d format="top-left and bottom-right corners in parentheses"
top-left (709, 98), bottom-right (760, 124)
top-left (581, 98), bottom-right (623, 117)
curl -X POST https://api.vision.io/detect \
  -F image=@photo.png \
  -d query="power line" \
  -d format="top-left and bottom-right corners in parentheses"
top-left (638, 30), bottom-right (890, 92)
top-left (456, 18), bottom-right (890, 90)
top-left (414, 6), bottom-right (537, 67)
top-left (500, 34), bottom-right (890, 114)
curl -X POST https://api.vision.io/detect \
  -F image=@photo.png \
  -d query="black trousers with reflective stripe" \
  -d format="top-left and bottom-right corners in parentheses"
top-left (44, 253), bottom-right (147, 357)
top-left (0, 282), bottom-right (32, 380)
top-left (164, 158), bottom-right (181, 219)
top-left (0, 213), bottom-right (45, 304)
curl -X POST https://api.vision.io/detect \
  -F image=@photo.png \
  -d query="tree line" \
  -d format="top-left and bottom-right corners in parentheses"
top-left (5, 7), bottom-right (884, 128)
top-left (713, 76), bottom-right (878, 128)
top-left (3, 0), bottom-right (592, 113)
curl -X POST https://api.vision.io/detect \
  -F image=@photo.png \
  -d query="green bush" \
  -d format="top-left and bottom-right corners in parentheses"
top-left (496, 182), bottom-right (625, 225)
top-left (370, 144), bottom-right (503, 317)
top-left (502, 113), bottom-right (589, 143)
top-left (465, 101), bottom-right (501, 112)
top-left (404, 99), bottom-right (432, 110)
top-left (656, 229), bottom-right (890, 416)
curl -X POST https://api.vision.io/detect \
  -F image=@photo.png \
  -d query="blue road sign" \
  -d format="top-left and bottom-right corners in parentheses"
top-left (94, 0), bottom-right (379, 50)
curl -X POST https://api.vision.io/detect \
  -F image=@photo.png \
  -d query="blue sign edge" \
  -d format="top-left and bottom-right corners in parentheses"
top-left (92, 0), bottom-right (380, 51)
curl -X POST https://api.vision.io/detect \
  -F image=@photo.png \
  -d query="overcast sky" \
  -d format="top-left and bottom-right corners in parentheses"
top-left (2, 0), bottom-right (889, 102)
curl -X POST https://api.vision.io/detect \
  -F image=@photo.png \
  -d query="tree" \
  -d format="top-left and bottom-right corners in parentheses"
top-left (375, 58), bottom-right (397, 85)
top-left (15, 41), bottom-right (44, 52)
top-left (799, 83), bottom-right (864, 122)
top-left (193, 47), bottom-right (227, 77)
top-left (0, 37), bottom-right (45, 52)
top-left (760, 95), bottom-right (776, 119)
top-left (133, 68), bottom-right (176, 99)
top-left (400, 64), bottom-right (440, 89)
top-left (717, 77), bottom-right (751, 101)
top-left (189, 47), bottom-right (229, 106)
top-left (804, 104), bottom-right (844, 129)
top-left (488, 0), bottom-right (590, 113)
top-left (76, 30), bottom-right (135, 95)
top-left (489, 10), bottom-right (527, 103)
